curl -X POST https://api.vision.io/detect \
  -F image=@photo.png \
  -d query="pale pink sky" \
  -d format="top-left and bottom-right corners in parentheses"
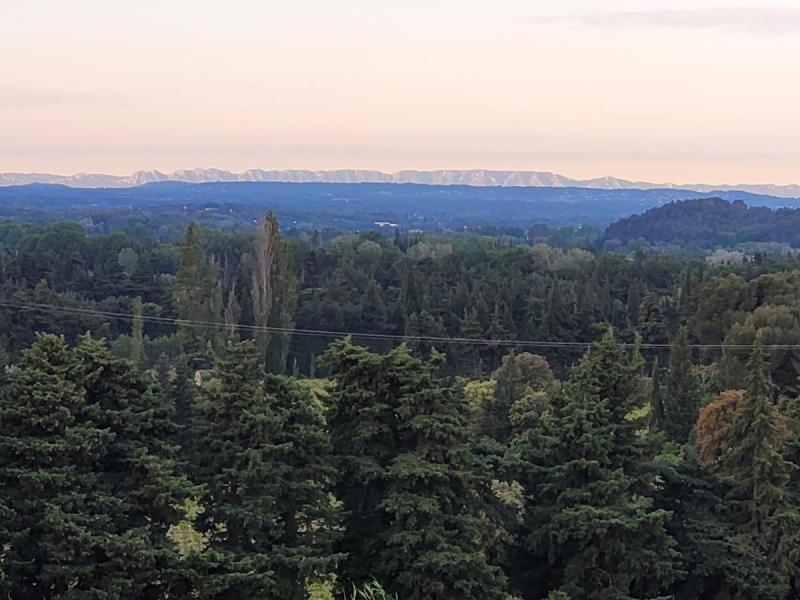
top-left (2, 0), bottom-right (800, 184)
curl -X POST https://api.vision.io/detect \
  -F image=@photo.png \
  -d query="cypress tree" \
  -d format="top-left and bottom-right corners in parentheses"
top-left (131, 296), bottom-right (145, 365)
top-left (663, 327), bottom-right (702, 443)
top-left (543, 277), bottom-right (572, 340)
top-left (175, 222), bottom-right (205, 333)
top-left (265, 230), bottom-right (297, 374)
top-left (174, 221), bottom-right (226, 361)
top-left (459, 307), bottom-right (484, 376)
top-left (362, 279), bottom-right (388, 332)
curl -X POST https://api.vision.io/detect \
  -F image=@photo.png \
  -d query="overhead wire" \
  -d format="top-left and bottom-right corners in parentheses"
top-left (0, 299), bottom-right (791, 352)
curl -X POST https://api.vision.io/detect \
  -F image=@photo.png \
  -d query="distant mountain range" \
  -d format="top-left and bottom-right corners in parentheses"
top-left (3, 168), bottom-right (800, 198)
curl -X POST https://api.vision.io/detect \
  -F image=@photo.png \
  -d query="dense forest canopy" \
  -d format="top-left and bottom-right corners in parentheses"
top-left (2, 202), bottom-right (800, 598)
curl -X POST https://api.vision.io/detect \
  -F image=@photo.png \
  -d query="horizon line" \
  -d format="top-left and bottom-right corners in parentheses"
top-left (3, 166), bottom-right (800, 191)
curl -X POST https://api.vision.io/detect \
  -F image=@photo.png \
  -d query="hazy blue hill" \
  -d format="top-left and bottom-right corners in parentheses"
top-left (0, 181), bottom-right (797, 231)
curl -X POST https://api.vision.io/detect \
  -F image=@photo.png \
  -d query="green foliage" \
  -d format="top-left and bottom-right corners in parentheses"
top-left (508, 329), bottom-right (679, 599)
top-left (0, 334), bottom-right (190, 598)
top-left (323, 340), bottom-right (507, 600)
top-left (192, 340), bottom-right (339, 599)
top-left (343, 579), bottom-right (398, 600)
top-left (117, 246), bottom-right (139, 275)
top-left (663, 327), bottom-right (702, 443)
top-left (652, 447), bottom-right (787, 599)
top-left (718, 342), bottom-right (800, 578)
top-left (3, 212), bottom-right (800, 599)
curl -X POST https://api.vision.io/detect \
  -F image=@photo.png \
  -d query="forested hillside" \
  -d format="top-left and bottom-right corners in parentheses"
top-left (2, 213), bottom-right (800, 598)
top-left (603, 197), bottom-right (800, 251)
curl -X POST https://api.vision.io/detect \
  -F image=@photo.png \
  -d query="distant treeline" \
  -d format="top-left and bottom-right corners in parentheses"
top-left (0, 180), bottom-right (797, 233)
top-left (4, 214), bottom-right (800, 388)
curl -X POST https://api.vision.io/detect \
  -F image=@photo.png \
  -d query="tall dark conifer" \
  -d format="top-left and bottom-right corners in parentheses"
top-left (0, 335), bottom-right (113, 597)
top-left (378, 347), bottom-right (506, 600)
top-left (663, 327), bottom-right (702, 443)
top-left (73, 335), bottom-right (193, 598)
top-left (508, 329), bottom-right (679, 599)
top-left (192, 340), bottom-right (279, 597)
top-left (720, 341), bottom-right (800, 578)
top-left (193, 340), bottom-right (338, 598)
top-left (321, 340), bottom-right (397, 584)
top-left (0, 334), bottom-right (190, 598)
top-left (322, 340), bottom-right (506, 600)
top-left (649, 356), bottom-right (666, 432)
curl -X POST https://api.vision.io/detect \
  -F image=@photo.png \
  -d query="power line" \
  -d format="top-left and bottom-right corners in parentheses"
top-left (0, 299), bottom-right (791, 352)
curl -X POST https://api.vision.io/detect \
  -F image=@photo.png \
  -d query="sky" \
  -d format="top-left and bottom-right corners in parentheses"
top-left (1, 0), bottom-right (800, 184)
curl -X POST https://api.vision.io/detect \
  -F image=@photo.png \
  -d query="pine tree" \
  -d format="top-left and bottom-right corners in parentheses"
top-left (193, 340), bottom-right (337, 598)
top-left (0, 334), bottom-right (115, 597)
top-left (653, 447), bottom-right (787, 600)
top-left (155, 352), bottom-right (196, 464)
top-left (508, 329), bottom-right (679, 599)
top-left (378, 346), bottom-right (507, 600)
top-left (192, 340), bottom-right (279, 597)
top-left (262, 375), bottom-right (342, 598)
top-left (663, 327), bottom-right (702, 443)
top-left (322, 340), bottom-right (507, 599)
top-left (720, 341), bottom-right (800, 576)
top-left (0, 334), bottom-right (190, 598)
top-left (404, 310), bottom-right (447, 357)
top-left (321, 339), bottom-right (397, 584)
top-left (73, 335), bottom-right (193, 598)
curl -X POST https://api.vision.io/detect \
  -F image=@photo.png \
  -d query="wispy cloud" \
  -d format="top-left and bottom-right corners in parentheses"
top-left (526, 6), bottom-right (800, 36)
top-left (0, 87), bottom-right (99, 108)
